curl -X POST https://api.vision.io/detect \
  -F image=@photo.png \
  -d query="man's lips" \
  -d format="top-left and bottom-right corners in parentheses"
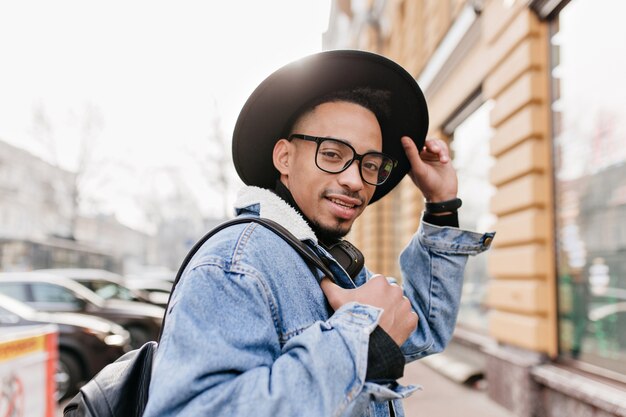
top-left (324, 194), bottom-right (364, 220)
top-left (324, 192), bottom-right (363, 207)
top-left (327, 196), bottom-right (361, 209)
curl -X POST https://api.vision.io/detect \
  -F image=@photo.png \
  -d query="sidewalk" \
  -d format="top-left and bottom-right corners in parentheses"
top-left (400, 360), bottom-right (516, 417)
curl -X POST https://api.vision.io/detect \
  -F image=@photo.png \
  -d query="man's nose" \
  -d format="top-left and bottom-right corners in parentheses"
top-left (336, 160), bottom-right (364, 191)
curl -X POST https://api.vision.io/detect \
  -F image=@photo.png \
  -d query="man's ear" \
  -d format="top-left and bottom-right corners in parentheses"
top-left (273, 139), bottom-right (291, 175)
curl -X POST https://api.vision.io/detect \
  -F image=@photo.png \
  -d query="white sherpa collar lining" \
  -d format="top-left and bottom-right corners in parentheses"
top-left (234, 186), bottom-right (317, 243)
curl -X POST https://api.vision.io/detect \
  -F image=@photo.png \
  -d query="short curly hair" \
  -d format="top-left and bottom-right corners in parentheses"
top-left (283, 87), bottom-right (392, 137)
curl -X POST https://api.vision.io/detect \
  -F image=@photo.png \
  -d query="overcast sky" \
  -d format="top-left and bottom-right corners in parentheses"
top-left (0, 0), bottom-right (331, 231)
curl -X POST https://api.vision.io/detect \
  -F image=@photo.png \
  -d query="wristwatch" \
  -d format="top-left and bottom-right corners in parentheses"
top-left (425, 197), bottom-right (462, 214)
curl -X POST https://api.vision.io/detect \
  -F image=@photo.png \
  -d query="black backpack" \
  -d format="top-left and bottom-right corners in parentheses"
top-left (63, 217), bottom-right (334, 417)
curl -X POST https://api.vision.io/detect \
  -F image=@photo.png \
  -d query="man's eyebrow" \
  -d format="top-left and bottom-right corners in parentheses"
top-left (320, 135), bottom-right (381, 153)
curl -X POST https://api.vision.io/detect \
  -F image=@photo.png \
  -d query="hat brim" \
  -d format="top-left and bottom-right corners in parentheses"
top-left (232, 50), bottom-right (429, 204)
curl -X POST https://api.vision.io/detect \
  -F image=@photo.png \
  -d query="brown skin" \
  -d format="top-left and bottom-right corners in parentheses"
top-left (273, 101), bottom-right (379, 238)
top-left (401, 136), bottom-right (458, 204)
top-left (321, 275), bottom-right (418, 347)
top-left (272, 100), bottom-right (458, 346)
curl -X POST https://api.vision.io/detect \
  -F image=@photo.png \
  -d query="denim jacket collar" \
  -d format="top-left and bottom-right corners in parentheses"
top-left (234, 186), bottom-right (318, 244)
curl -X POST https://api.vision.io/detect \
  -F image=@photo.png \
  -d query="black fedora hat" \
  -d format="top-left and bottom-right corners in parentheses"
top-left (232, 49), bottom-right (429, 204)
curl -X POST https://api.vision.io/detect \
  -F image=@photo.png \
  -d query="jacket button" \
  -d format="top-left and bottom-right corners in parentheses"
top-left (483, 236), bottom-right (493, 247)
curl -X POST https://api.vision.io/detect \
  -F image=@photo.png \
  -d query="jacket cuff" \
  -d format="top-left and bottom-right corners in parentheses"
top-left (418, 221), bottom-right (495, 255)
top-left (327, 302), bottom-right (382, 332)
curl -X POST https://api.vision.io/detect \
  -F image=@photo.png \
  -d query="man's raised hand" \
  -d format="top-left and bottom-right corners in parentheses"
top-left (401, 136), bottom-right (458, 203)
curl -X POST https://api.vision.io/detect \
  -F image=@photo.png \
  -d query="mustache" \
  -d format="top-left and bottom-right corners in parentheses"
top-left (321, 189), bottom-right (365, 206)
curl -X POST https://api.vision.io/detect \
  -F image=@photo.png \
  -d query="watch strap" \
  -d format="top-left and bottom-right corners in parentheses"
top-left (425, 197), bottom-right (462, 214)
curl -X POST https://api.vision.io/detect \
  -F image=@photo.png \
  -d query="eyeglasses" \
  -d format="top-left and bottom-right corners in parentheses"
top-left (288, 134), bottom-right (397, 186)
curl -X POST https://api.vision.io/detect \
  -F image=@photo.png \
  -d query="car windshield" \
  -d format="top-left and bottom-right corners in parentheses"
top-left (81, 280), bottom-right (135, 301)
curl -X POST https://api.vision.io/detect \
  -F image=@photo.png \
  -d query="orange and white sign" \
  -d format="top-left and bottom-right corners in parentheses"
top-left (0, 325), bottom-right (57, 417)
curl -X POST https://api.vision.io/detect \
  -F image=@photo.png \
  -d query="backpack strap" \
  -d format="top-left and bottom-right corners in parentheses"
top-left (157, 217), bottom-right (334, 341)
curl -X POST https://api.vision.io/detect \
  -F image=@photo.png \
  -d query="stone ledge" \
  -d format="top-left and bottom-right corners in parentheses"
top-left (421, 329), bottom-right (499, 386)
top-left (453, 326), bottom-right (498, 351)
top-left (484, 344), bottom-right (544, 417)
top-left (531, 364), bottom-right (626, 417)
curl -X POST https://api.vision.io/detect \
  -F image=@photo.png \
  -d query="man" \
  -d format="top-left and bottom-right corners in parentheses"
top-left (144, 50), bottom-right (493, 417)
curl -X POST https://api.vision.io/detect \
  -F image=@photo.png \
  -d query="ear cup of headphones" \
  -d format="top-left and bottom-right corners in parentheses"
top-left (325, 240), bottom-right (365, 279)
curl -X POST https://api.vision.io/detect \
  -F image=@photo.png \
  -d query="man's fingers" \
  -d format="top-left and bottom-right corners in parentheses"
top-left (322, 273), bottom-right (418, 346)
top-left (320, 277), bottom-right (338, 293)
top-left (401, 136), bottom-right (420, 160)
top-left (422, 138), bottom-right (450, 163)
top-left (320, 278), bottom-right (344, 309)
top-left (368, 273), bottom-right (387, 283)
top-left (401, 136), bottom-right (427, 175)
top-left (408, 310), bottom-right (419, 330)
top-left (403, 136), bottom-right (451, 172)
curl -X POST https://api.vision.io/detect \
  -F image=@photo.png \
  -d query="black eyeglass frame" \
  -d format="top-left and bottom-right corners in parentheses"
top-left (288, 133), bottom-right (398, 186)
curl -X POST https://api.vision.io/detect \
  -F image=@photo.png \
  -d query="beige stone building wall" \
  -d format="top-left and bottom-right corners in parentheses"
top-left (343, 0), bottom-right (558, 357)
top-left (481, 2), bottom-right (556, 357)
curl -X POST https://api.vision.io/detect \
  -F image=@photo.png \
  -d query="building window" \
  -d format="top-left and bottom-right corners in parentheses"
top-left (552, 0), bottom-right (626, 378)
top-left (450, 99), bottom-right (496, 331)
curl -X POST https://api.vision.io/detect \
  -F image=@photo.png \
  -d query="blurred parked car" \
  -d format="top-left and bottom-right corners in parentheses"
top-left (125, 268), bottom-right (175, 283)
top-left (0, 293), bottom-right (130, 400)
top-left (0, 272), bottom-right (164, 349)
top-left (124, 278), bottom-right (173, 307)
top-left (36, 268), bottom-right (164, 307)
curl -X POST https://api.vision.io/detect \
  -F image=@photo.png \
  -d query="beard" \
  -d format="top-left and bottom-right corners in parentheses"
top-left (311, 188), bottom-right (367, 243)
top-left (311, 218), bottom-right (351, 244)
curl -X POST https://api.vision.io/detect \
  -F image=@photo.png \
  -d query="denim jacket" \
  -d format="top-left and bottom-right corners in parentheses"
top-left (144, 186), bottom-right (494, 417)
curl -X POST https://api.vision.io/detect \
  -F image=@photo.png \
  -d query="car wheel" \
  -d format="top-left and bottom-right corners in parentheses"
top-left (127, 325), bottom-right (151, 349)
top-left (57, 351), bottom-right (82, 401)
